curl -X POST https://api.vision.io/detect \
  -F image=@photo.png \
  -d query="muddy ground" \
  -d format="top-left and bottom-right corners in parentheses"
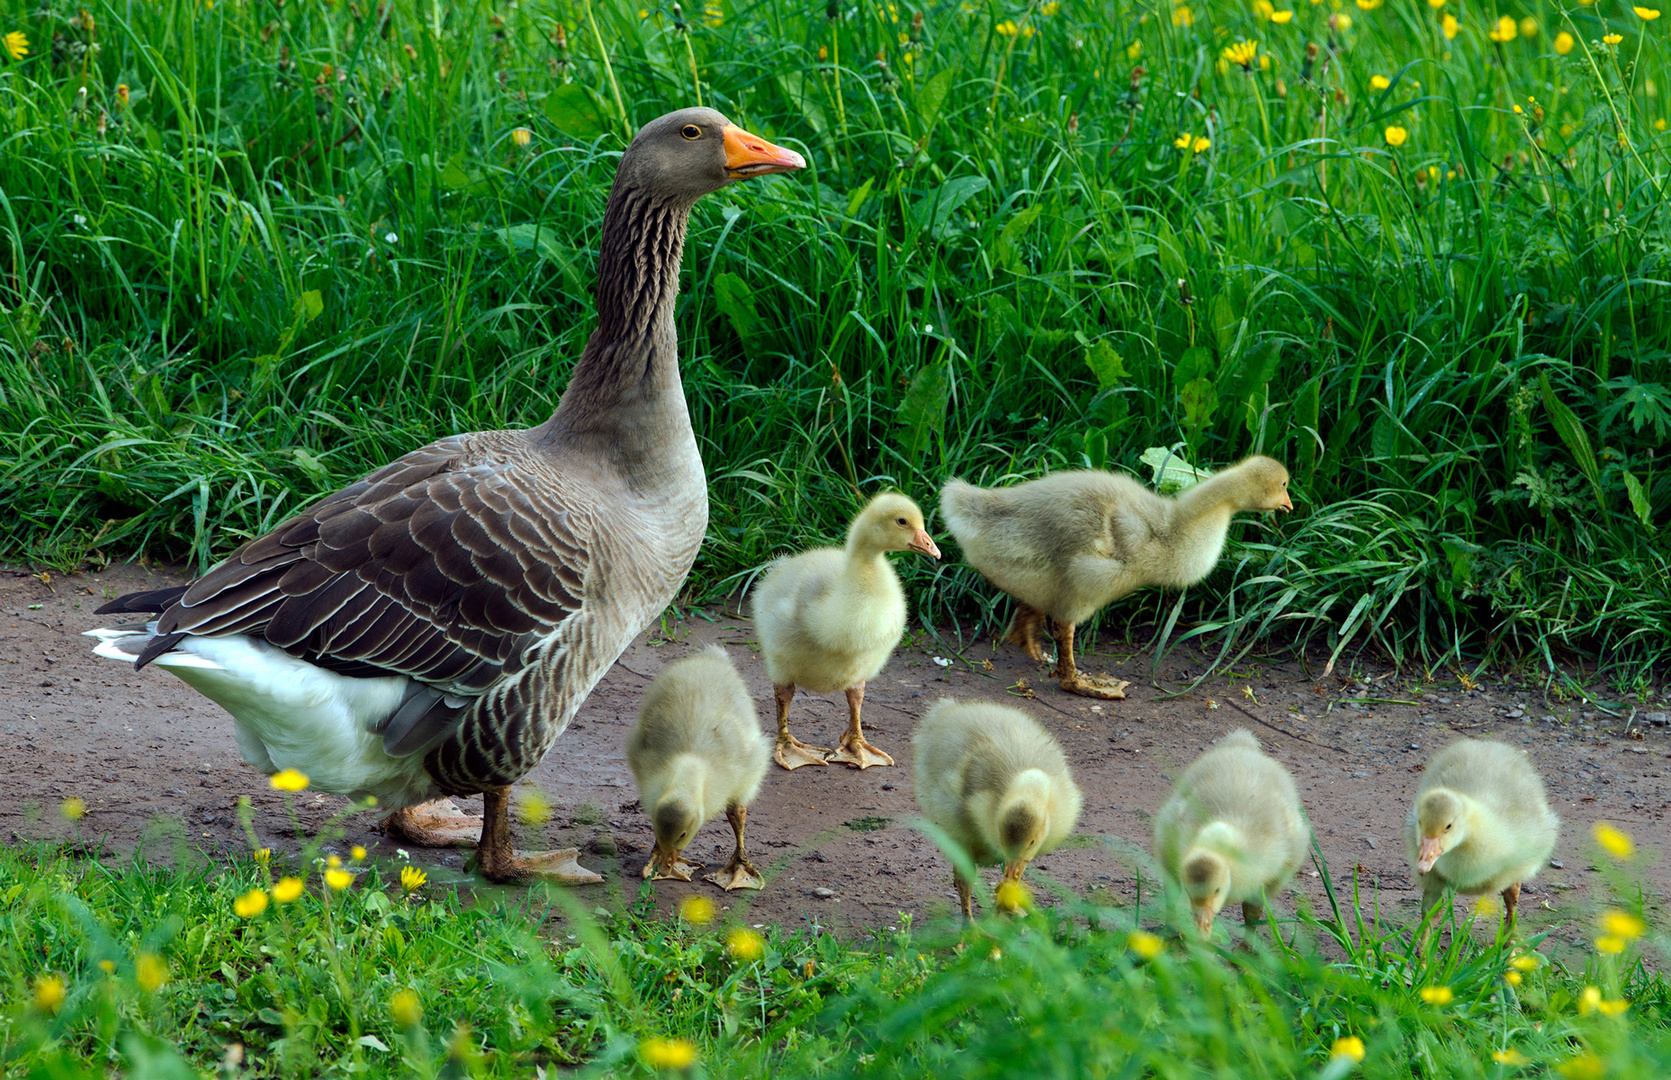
top-left (4, 563), bottom-right (1667, 952)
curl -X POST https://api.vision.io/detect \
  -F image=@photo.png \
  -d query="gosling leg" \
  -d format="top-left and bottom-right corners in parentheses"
top-left (1004, 603), bottom-right (1052, 664)
top-left (827, 683), bottom-right (894, 769)
top-left (772, 683), bottom-right (829, 770)
top-left (704, 804), bottom-right (765, 891)
top-left (1054, 622), bottom-right (1130, 700)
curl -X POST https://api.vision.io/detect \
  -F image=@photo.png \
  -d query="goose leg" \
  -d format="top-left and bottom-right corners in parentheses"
top-left (382, 798), bottom-right (482, 848)
top-left (828, 683), bottom-right (894, 768)
top-left (705, 804), bottom-right (765, 891)
top-left (1240, 901), bottom-right (1266, 950)
top-left (1501, 882), bottom-right (1521, 928)
top-left (1054, 622), bottom-right (1130, 700)
top-left (474, 786), bottom-right (603, 885)
top-left (1004, 603), bottom-right (1052, 664)
top-left (773, 684), bottom-right (830, 770)
top-left (956, 872), bottom-right (974, 922)
top-left (1414, 881), bottom-right (1446, 952)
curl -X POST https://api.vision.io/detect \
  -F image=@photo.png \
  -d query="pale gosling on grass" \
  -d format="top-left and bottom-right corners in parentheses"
top-left (751, 493), bottom-right (940, 770)
top-left (941, 457), bottom-right (1292, 699)
top-left (912, 698), bottom-right (1083, 919)
top-left (1153, 729), bottom-right (1309, 938)
top-left (625, 647), bottom-right (771, 890)
top-left (1405, 738), bottom-right (1558, 943)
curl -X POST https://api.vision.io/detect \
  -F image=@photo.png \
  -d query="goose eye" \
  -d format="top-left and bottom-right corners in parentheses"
top-left (681, 124), bottom-right (702, 140)
top-left (896, 517), bottom-right (908, 527)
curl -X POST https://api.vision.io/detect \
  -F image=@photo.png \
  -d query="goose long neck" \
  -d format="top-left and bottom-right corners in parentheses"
top-left (548, 184), bottom-right (696, 435)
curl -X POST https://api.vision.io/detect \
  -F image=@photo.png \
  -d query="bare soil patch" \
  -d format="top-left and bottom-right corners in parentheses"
top-left (5, 563), bottom-right (1667, 949)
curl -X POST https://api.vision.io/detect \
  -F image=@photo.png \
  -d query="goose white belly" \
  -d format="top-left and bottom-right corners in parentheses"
top-left (86, 628), bottom-right (440, 809)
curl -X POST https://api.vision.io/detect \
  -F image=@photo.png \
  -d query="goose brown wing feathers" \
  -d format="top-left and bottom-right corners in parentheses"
top-left (103, 434), bottom-right (592, 703)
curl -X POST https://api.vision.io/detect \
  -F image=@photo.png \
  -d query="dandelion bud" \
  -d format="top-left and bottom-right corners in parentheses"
top-left (826, 0), bottom-right (840, 20)
top-left (1067, 111), bottom-right (1078, 135)
top-left (910, 9), bottom-right (922, 39)
top-left (554, 22), bottom-right (568, 49)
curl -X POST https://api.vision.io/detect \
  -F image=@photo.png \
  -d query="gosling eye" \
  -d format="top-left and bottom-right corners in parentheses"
top-left (896, 517), bottom-right (908, 527)
top-left (1444, 824), bottom-right (1452, 831)
top-left (681, 124), bottom-right (702, 140)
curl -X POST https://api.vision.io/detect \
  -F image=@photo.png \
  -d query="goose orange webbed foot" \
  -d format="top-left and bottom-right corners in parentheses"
top-left (705, 856), bottom-right (765, 891)
top-left (642, 847), bottom-right (703, 883)
top-left (477, 847), bottom-right (604, 885)
top-left (774, 735), bottom-right (830, 770)
top-left (383, 799), bottom-right (483, 848)
top-left (828, 732), bottom-right (894, 769)
top-left (1059, 672), bottom-right (1130, 700)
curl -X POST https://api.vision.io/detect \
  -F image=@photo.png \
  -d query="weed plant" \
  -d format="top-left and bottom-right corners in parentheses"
top-left (2, 805), bottom-right (1667, 1078)
top-left (1, 0), bottom-right (1669, 679)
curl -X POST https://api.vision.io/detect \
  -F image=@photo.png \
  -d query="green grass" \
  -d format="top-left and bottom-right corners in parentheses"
top-left (3, 827), bottom-right (1668, 1078)
top-left (1, 0), bottom-right (1670, 683)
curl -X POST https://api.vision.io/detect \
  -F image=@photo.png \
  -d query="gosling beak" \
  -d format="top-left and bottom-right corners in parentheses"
top-left (1001, 860), bottom-right (1026, 884)
top-left (1415, 836), bottom-right (1445, 875)
top-left (722, 124), bottom-right (806, 179)
top-left (1277, 492), bottom-right (1294, 513)
top-left (1192, 903), bottom-right (1216, 937)
top-left (908, 529), bottom-right (942, 559)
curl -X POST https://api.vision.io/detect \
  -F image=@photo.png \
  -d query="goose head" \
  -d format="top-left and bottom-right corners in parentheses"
top-left (1181, 849), bottom-right (1232, 935)
top-left (1237, 456), bottom-right (1294, 514)
top-left (994, 768), bottom-right (1053, 883)
top-left (648, 793), bottom-right (702, 875)
top-left (848, 492), bottom-right (941, 559)
top-left (1414, 788), bottom-right (1468, 873)
top-left (616, 107), bottom-right (805, 203)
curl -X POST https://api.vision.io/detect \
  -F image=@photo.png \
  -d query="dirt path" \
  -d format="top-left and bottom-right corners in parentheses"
top-left (5, 563), bottom-right (1667, 949)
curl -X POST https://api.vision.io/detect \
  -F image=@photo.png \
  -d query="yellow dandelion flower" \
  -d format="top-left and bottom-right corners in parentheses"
top-left (269, 769), bottom-right (309, 792)
top-left (32, 975), bottom-right (65, 1013)
top-left (515, 787), bottom-right (552, 826)
top-left (400, 865), bottom-right (427, 892)
top-left (252, 847), bottom-right (271, 865)
top-left (1521, 16), bottom-right (1538, 36)
top-left (995, 878), bottom-right (1033, 912)
top-left (1488, 15), bottom-right (1517, 41)
top-left (3, 30), bottom-right (28, 62)
top-left (678, 894), bottom-right (715, 925)
top-left (702, 2), bottom-right (722, 27)
top-left (1355, 0), bottom-right (1382, 10)
top-left (60, 797), bottom-right (86, 821)
top-left (1042, 0), bottom-right (1060, 14)
top-left (1597, 997), bottom-right (1630, 1016)
top-left (1222, 40), bottom-right (1259, 68)
top-left (1555, 30), bottom-right (1575, 52)
top-left (325, 868), bottom-right (353, 891)
top-left (1331, 1036), bottom-right (1366, 1062)
top-left (390, 988), bottom-right (423, 1027)
top-left (1172, 5), bottom-right (1193, 26)
top-left (726, 927), bottom-right (765, 961)
top-left (1579, 985), bottom-right (1603, 1014)
top-left (1128, 930), bottom-right (1164, 959)
top-left (1595, 934), bottom-right (1625, 954)
top-left (1604, 32), bottom-right (1624, 43)
top-left (1657, 117), bottom-right (1668, 129)
top-left (1599, 910), bottom-right (1646, 940)
top-left (1636, 6), bottom-right (1661, 18)
top-left (1335, 13), bottom-right (1353, 29)
top-left (351, 845), bottom-right (367, 861)
top-left (1442, 13), bottom-right (1459, 38)
top-left (116, 84), bottom-right (130, 106)
top-left (1558, 1053), bottom-right (1604, 1080)
top-left (233, 888), bottom-right (269, 918)
top-left (1505, 970), bottom-right (1523, 986)
top-left (1493, 1049), bottom-right (1529, 1066)
top-left (98, 960), bottom-right (116, 975)
top-left (1419, 984), bottom-right (1453, 1005)
top-left (1127, 40), bottom-right (1142, 58)
top-left (1513, 104), bottom-right (1524, 114)
top-left (1510, 953), bottom-right (1540, 971)
top-left (1371, 74), bottom-right (1390, 89)
top-left (640, 1037), bottom-right (698, 1069)
top-left (1253, 0), bottom-right (1275, 17)
top-left (511, 126), bottom-right (532, 147)
top-left (136, 953), bottom-right (167, 992)
top-left (327, 854), bottom-right (343, 868)
top-left (1192, 135), bottom-right (1211, 152)
top-left (818, 44), bottom-right (828, 60)
top-left (996, 18), bottom-right (1017, 34)
top-left (273, 876), bottom-right (304, 903)
top-left (1259, 53), bottom-right (1271, 69)
top-left (1174, 132), bottom-right (1193, 148)
top-left (1560, 122), bottom-right (1575, 136)
top-left (1271, 10), bottom-right (1293, 21)
top-left (1427, 0), bottom-right (1444, 7)
top-left (1384, 124), bottom-right (1409, 146)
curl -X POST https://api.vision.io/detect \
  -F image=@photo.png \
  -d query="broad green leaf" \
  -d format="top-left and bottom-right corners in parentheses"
top-left (847, 177), bottom-right (874, 218)
top-left (713, 272), bottom-right (761, 345)
top-left (1624, 471), bottom-right (1653, 528)
top-left (1140, 445), bottom-right (1212, 494)
top-left (300, 290), bottom-right (323, 321)
top-left (896, 361), bottom-right (949, 461)
top-left (912, 175), bottom-right (988, 237)
top-left (1085, 340), bottom-right (1129, 389)
top-left (543, 83), bottom-right (608, 140)
top-left (1175, 345), bottom-right (1214, 386)
top-left (1181, 377), bottom-right (1219, 433)
top-left (1538, 373), bottom-right (1604, 510)
top-left (916, 68), bottom-right (956, 127)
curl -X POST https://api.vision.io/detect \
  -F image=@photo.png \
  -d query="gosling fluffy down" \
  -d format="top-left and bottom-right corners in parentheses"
top-left (912, 698), bottom-right (1083, 917)
top-left (1153, 729), bottom-right (1309, 936)
top-left (625, 647), bottom-right (771, 890)
top-left (1404, 738), bottom-right (1558, 927)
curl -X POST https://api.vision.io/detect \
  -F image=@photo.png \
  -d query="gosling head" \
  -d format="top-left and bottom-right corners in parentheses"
top-left (995, 770), bottom-right (1052, 882)
top-left (1236, 456), bottom-right (1293, 514)
top-left (1182, 850), bottom-right (1232, 935)
top-left (648, 795), bottom-right (701, 878)
top-left (1414, 789), bottom-right (1467, 874)
top-left (849, 492), bottom-right (941, 559)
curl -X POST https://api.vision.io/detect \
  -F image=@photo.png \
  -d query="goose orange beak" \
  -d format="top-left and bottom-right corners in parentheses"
top-left (908, 529), bottom-right (941, 559)
top-left (723, 125), bottom-right (806, 179)
top-left (1415, 836), bottom-right (1445, 874)
top-left (1192, 902), bottom-right (1216, 936)
top-left (1277, 492), bottom-right (1294, 512)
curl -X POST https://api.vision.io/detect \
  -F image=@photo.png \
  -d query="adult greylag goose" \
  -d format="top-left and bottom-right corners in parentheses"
top-left (1405, 738), bottom-right (1558, 944)
top-left (912, 698), bottom-right (1082, 919)
top-left (940, 456), bottom-right (1292, 699)
top-left (84, 108), bottom-right (805, 884)
top-left (751, 493), bottom-right (940, 770)
top-left (625, 646), bottom-right (770, 890)
top-left (1153, 729), bottom-right (1309, 938)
